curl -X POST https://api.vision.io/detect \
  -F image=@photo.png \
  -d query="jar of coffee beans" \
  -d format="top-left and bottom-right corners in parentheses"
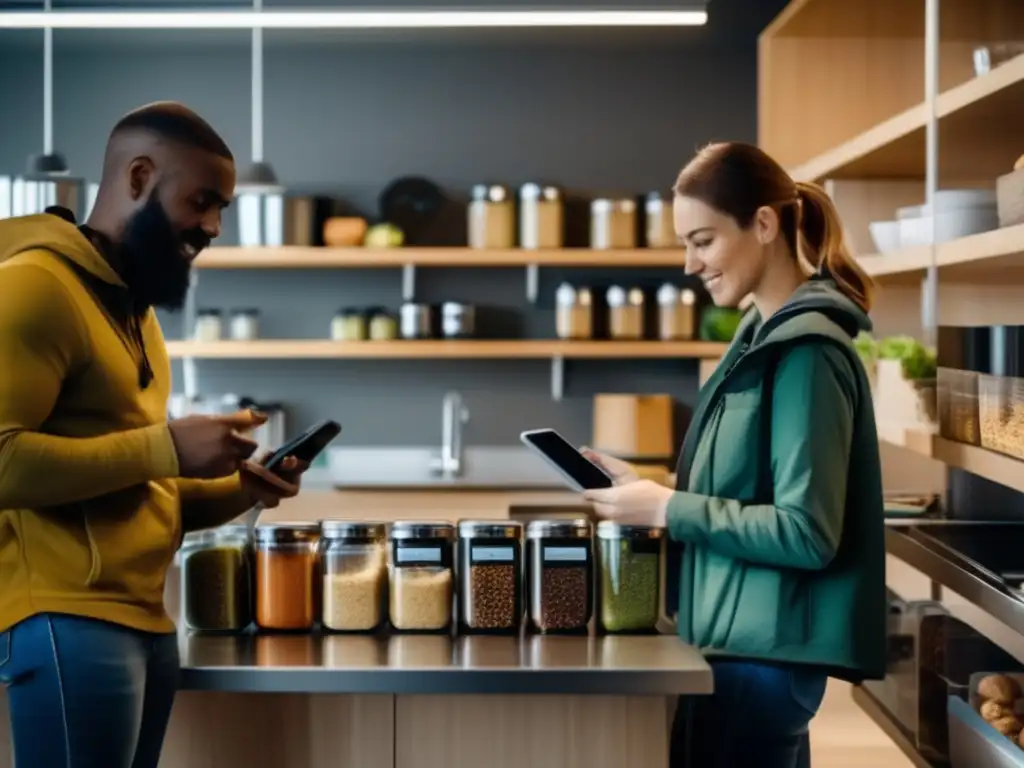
top-left (457, 521), bottom-right (523, 635)
top-left (526, 519), bottom-right (593, 634)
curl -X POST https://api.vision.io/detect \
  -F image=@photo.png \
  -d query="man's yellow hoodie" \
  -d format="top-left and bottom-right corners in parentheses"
top-left (0, 214), bottom-right (249, 634)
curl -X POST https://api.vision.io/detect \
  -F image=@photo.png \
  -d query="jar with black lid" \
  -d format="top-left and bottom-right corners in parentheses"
top-left (526, 519), bottom-right (593, 635)
top-left (596, 522), bottom-right (663, 635)
top-left (978, 325), bottom-right (1024, 459)
top-left (389, 521), bottom-right (455, 633)
top-left (937, 325), bottom-right (992, 445)
top-left (457, 520), bottom-right (523, 635)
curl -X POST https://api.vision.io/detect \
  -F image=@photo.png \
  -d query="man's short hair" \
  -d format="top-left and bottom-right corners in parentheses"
top-left (111, 102), bottom-right (233, 161)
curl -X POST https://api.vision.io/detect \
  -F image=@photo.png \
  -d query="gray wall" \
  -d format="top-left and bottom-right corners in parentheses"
top-left (0, 0), bottom-right (786, 447)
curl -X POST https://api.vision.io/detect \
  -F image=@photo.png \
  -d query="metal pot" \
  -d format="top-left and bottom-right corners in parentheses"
top-left (441, 302), bottom-right (476, 339)
top-left (400, 303), bottom-right (434, 339)
top-left (237, 187), bottom-right (321, 247)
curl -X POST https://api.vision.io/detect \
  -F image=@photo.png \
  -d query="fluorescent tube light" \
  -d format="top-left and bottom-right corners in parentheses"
top-left (0, 9), bottom-right (707, 30)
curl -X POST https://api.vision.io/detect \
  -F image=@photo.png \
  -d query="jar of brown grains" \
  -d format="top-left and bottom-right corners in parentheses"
top-left (457, 520), bottom-right (523, 635)
top-left (526, 519), bottom-right (593, 635)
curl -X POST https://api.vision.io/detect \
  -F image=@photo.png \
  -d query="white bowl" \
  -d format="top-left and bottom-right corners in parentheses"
top-left (899, 206), bottom-right (999, 247)
top-left (868, 220), bottom-right (902, 253)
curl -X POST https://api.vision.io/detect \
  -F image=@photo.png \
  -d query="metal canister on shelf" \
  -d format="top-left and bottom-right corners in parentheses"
top-left (591, 198), bottom-right (637, 250)
top-left (657, 284), bottom-right (697, 341)
top-left (519, 183), bottom-right (564, 249)
top-left (607, 286), bottom-right (645, 340)
top-left (645, 192), bottom-right (676, 248)
top-left (468, 184), bottom-right (515, 249)
top-left (400, 302), bottom-right (434, 339)
top-left (555, 283), bottom-right (594, 340)
top-left (441, 302), bottom-right (476, 339)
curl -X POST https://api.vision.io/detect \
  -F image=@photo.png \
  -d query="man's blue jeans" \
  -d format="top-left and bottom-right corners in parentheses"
top-left (671, 660), bottom-right (828, 767)
top-left (0, 613), bottom-right (179, 768)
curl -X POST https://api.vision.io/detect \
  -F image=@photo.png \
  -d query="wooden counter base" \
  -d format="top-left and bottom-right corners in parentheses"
top-left (0, 691), bottom-right (672, 768)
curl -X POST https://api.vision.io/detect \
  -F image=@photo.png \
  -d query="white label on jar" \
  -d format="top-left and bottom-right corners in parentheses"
top-left (543, 546), bottom-right (587, 563)
top-left (471, 546), bottom-right (515, 563)
top-left (396, 546), bottom-right (442, 563)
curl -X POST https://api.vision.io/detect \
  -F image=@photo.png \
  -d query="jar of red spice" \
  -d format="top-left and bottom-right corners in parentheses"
top-left (255, 522), bottom-right (321, 632)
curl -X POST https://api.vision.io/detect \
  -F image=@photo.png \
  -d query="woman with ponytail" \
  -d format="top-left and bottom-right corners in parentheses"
top-left (581, 142), bottom-right (886, 767)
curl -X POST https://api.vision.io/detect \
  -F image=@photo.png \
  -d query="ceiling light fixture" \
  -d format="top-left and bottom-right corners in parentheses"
top-left (0, 9), bottom-right (707, 30)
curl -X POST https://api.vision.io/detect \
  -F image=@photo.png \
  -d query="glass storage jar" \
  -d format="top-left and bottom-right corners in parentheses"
top-left (657, 284), bottom-right (697, 341)
top-left (519, 183), bottom-right (564, 249)
top-left (607, 286), bottom-right (645, 340)
top-left (937, 325), bottom-right (992, 446)
top-left (331, 309), bottom-right (367, 341)
top-left (591, 198), bottom-right (637, 249)
top-left (255, 522), bottom-right (321, 632)
top-left (468, 184), bottom-right (515, 249)
top-left (644, 192), bottom-right (676, 248)
top-left (229, 308), bottom-right (260, 341)
top-left (389, 521), bottom-right (455, 633)
top-left (526, 519), bottom-right (593, 634)
top-left (320, 521), bottom-right (388, 633)
top-left (596, 522), bottom-right (663, 634)
top-left (555, 283), bottom-right (594, 340)
top-left (179, 524), bottom-right (254, 633)
top-left (457, 521), bottom-right (523, 634)
top-left (979, 325), bottom-right (1024, 459)
top-left (193, 309), bottom-right (223, 342)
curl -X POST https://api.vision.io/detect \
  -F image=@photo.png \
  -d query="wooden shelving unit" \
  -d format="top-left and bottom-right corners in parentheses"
top-left (194, 247), bottom-right (685, 269)
top-left (166, 339), bottom-right (728, 361)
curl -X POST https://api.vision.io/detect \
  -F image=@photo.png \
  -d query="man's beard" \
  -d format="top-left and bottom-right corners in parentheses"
top-left (119, 189), bottom-right (209, 310)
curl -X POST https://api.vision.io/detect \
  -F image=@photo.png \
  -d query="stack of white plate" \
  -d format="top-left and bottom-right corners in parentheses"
top-left (868, 189), bottom-right (998, 253)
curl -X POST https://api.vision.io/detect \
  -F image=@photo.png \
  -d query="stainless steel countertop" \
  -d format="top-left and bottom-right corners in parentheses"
top-left (177, 633), bottom-right (713, 696)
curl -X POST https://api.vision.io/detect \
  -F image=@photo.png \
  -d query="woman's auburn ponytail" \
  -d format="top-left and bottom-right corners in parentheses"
top-left (795, 181), bottom-right (875, 313)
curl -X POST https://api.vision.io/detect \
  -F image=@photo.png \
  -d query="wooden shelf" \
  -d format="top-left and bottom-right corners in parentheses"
top-left (781, 51), bottom-right (1024, 182)
top-left (857, 223), bottom-right (1024, 283)
top-left (165, 339), bottom-right (729, 360)
top-left (194, 247), bottom-right (685, 269)
top-left (932, 437), bottom-right (1024, 494)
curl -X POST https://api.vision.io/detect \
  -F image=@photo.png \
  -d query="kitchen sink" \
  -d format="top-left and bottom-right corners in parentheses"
top-left (326, 446), bottom-right (567, 489)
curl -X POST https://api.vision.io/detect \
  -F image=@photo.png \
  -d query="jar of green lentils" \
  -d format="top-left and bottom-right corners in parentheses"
top-left (596, 522), bottom-right (663, 635)
top-left (180, 525), bottom-right (254, 633)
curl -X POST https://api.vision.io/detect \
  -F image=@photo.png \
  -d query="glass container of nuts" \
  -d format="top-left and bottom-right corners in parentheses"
top-left (596, 522), bottom-right (663, 635)
top-left (457, 520), bottom-right (523, 635)
top-left (978, 325), bottom-right (1024, 460)
top-left (388, 521), bottom-right (455, 634)
top-left (526, 519), bottom-right (593, 635)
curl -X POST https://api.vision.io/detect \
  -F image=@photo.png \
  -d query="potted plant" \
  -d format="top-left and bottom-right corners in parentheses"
top-left (875, 335), bottom-right (938, 429)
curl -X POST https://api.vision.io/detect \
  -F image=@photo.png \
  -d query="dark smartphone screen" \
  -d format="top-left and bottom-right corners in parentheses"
top-left (263, 420), bottom-right (342, 474)
top-left (524, 429), bottom-right (613, 490)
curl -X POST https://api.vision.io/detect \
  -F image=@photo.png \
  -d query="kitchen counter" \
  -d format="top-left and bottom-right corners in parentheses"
top-left (177, 632), bottom-right (711, 696)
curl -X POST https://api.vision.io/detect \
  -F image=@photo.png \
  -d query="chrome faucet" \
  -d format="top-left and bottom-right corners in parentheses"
top-left (435, 390), bottom-right (470, 476)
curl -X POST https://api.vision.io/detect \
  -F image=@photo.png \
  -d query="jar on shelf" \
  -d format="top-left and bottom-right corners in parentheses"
top-left (978, 325), bottom-right (1024, 460)
top-left (368, 308), bottom-right (398, 341)
top-left (331, 309), bottom-right (367, 341)
top-left (468, 184), bottom-right (515, 249)
top-left (519, 183), bottom-right (564, 250)
top-left (194, 309), bottom-right (223, 342)
top-left (526, 519), bottom-right (593, 634)
top-left (596, 522), bottom-right (663, 635)
top-left (591, 198), bottom-right (637, 250)
top-left (607, 286), bottom-right (645, 340)
top-left (555, 283), bottom-right (594, 340)
top-left (389, 521), bottom-right (455, 633)
top-left (254, 522), bottom-right (321, 632)
top-left (457, 521), bottom-right (523, 635)
top-left (657, 284), bottom-right (697, 341)
top-left (399, 302), bottom-right (434, 340)
top-left (229, 308), bottom-right (260, 341)
top-left (937, 325), bottom-right (991, 445)
top-left (179, 524), bottom-right (254, 633)
top-left (645, 192), bottom-right (676, 248)
top-left (320, 521), bottom-right (388, 633)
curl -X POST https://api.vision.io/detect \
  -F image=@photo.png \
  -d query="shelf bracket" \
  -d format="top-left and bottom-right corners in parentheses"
top-left (525, 264), bottom-right (540, 304)
top-left (550, 355), bottom-right (564, 402)
top-left (180, 271), bottom-right (199, 399)
top-left (402, 264), bottom-right (416, 302)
